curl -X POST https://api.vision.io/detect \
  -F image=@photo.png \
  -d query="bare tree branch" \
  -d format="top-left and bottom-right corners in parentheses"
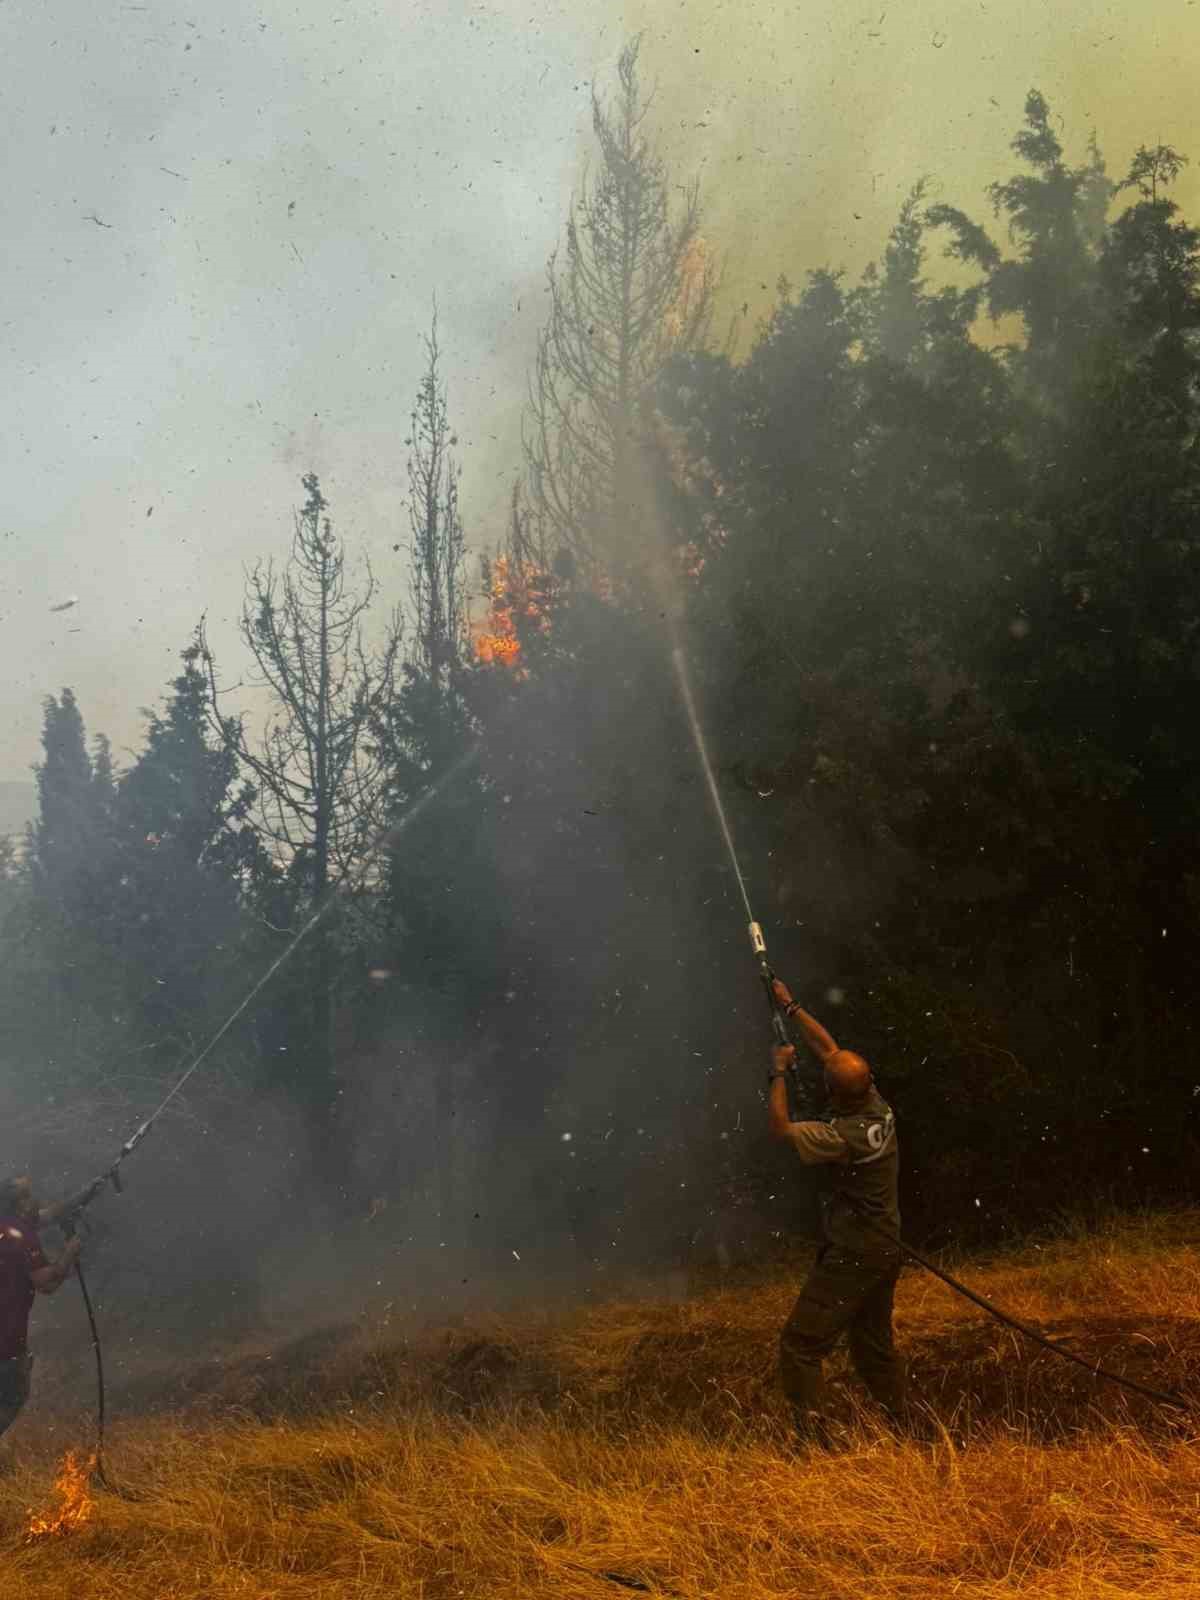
top-left (524, 38), bottom-right (719, 584)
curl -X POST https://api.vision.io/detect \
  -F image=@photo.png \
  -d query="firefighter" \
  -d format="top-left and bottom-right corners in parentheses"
top-left (0, 1174), bottom-right (101, 1440)
top-left (766, 978), bottom-right (907, 1443)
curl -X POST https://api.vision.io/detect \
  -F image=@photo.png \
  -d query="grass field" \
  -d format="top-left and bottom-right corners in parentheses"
top-left (3, 1210), bottom-right (1199, 1598)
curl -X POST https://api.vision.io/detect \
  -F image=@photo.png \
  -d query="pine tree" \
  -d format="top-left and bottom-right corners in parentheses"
top-left (29, 689), bottom-right (104, 909)
top-left (1103, 145), bottom-right (1200, 400)
top-left (524, 37), bottom-right (716, 587)
top-left (382, 312), bottom-right (475, 805)
top-left (112, 645), bottom-right (259, 1042)
top-left (22, 690), bottom-right (123, 1072)
top-left (927, 90), bottom-right (1114, 403)
top-left (406, 313), bottom-right (466, 708)
top-left (376, 317), bottom-right (487, 970)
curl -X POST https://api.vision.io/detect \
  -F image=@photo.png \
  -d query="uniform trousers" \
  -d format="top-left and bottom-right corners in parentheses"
top-left (0, 1353), bottom-right (32, 1439)
top-left (780, 1245), bottom-right (906, 1434)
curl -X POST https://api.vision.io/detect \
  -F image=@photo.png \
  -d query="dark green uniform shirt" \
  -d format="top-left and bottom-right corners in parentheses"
top-left (785, 1085), bottom-right (900, 1254)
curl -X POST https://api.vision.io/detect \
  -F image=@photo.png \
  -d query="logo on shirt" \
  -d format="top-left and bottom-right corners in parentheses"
top-left (866, 1117), bottom-right (889, 1151)
top-left (855, 1112), bottom-right (896, 1164)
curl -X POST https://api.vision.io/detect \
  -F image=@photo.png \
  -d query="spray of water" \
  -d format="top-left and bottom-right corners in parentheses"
top-left (628, 446), bottom-right (758, 928)
top-left (668, 642), bottom-right (756, 925)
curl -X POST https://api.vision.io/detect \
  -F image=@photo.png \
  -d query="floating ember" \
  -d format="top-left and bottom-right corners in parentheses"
top-left (25, 1451), bottom-right (95, 1540)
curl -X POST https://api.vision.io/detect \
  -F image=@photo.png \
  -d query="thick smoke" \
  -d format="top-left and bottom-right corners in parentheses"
top-left (10, 4), bottom-right (1200, 1428)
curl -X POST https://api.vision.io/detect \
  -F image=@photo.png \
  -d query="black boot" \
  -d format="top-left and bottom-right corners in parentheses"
top-left (789, 1407), bottom-right (852, 1454)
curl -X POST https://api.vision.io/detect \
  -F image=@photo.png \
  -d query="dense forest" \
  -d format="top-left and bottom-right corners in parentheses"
top-left (6, 45), bottom-right (1200, 1286)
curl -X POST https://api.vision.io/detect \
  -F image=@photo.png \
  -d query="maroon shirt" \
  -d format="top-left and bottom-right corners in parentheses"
top-left (0, 1214), bottom-right (46, 1359)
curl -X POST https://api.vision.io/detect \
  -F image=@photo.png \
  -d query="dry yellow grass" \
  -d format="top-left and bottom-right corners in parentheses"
top-left (3, 1209), bottom-right (1199, 1598)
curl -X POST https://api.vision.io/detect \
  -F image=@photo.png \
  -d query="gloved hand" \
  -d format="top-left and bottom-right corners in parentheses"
top-left (73, 1176), bottom-right (106, 1210)
top-left (56, 1176), bottom-right (106, 1228)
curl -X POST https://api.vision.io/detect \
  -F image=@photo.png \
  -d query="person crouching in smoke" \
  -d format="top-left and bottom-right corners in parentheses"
top-left (765, 978), bottom-right (908, 1445)
top-left (0, 1174), bottom-right (101, 1439)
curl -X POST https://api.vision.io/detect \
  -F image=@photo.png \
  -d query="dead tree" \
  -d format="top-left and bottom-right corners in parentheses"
top-left (524, 37), bottom-right (717, 586)
top-left (201, 474), bottom-right (400, 1189)
top-left (406, 310), bottom-right (468, 742)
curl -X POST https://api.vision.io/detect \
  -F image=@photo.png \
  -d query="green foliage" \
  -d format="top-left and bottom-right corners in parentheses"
top-left (655, 89), bottom-right (1200, 1231)
top-left (10, 80), bottom-right (1200, 1253)
top-left (109, 646), bottom-right (260, 1042)
top-left (4, 657), bottom-right (262, 1114)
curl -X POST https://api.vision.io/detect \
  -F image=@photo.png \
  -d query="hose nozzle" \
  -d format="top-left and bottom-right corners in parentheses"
top-left (748, 921), bottom-right (766, 957)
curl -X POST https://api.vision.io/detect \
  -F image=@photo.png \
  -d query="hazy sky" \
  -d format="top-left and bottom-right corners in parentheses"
top-left (4, 0), bottom-right (1198, 785)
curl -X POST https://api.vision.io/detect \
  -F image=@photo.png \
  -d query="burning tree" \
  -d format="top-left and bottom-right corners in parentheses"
top-left (442, 43), bottom-right (729, 1250)
top-left (473, 551), bottom-right (557, 676)
top-left (472, 555), bottom-right (524, 669)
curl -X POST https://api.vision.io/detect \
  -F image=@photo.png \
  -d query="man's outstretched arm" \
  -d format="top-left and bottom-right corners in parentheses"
top-left (771, 978), bottom-right (839, 1063)
top-left (766, 1044), bottom-right (849, 1164)
top-left (31, 1237), bottom-right (81, 1296)
top-left (38, 1177), bottom-right (105, 1230)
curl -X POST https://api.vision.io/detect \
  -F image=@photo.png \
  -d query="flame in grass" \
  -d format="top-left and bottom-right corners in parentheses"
top-left (25, 1451), bottom-right (96, 1540)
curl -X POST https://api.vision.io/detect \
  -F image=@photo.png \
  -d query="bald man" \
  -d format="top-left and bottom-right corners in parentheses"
top-left (766, 977), bottom-right (906, 1443)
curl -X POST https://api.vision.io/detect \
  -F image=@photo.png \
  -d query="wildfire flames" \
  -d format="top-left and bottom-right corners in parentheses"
top-left (25, 1451), bottom-right (96, 1540)
top-left (473, 555), bottom-right (552, 673)
top-left (662, 233), bottom-right (712, 346)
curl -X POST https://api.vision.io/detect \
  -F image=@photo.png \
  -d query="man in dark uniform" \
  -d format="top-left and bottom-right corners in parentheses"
top-left (0, 1173), bottom-right (99, 1439)
top-left (766, 976), bottom-right (906, 1443)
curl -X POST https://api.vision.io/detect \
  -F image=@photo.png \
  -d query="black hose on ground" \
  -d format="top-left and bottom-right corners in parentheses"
top-left (892, 1230), bottom-right (1191, 1412)
top-left (72, 1261), bottom-right (110, 1484)
top-left (61, 1221), bottom-right (141, 1500)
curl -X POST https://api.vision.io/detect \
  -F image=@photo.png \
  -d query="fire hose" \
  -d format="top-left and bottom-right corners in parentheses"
top-left (47, 1155), bottom-right (153, 1496)
top-left (39, 693), bottom-right (1191, 1480)
top-left (664, 633), bottom-right (1191, 1415)
top-left (748, 917), bottom-right (1191, 1414)
top-left (56, 1214), bottom-right (118, 1493)
top-left (45, 743), bottom-right (483, 1490)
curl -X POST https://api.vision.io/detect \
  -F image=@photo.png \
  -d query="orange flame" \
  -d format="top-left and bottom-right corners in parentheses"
top-left (662, 234), bottom-right (712, 345)
top-left (473, 555), bottom-right (552, 673)
top-left (25, 1451), bottom-right (96, 1540)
